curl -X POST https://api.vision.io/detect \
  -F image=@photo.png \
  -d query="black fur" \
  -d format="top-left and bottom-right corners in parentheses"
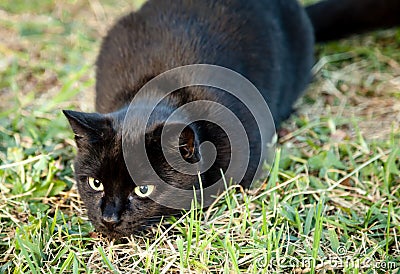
top-left (64, 0), bottom-right (399, 237)
top-left (306, 0), bottom-right (400, 42)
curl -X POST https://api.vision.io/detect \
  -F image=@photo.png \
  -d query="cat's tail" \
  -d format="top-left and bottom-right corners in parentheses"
top-left (305, 0), bottom-right (400, 43)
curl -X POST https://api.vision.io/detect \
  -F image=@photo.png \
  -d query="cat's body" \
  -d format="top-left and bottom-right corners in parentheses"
top-left (64, 0), bottom-right (400, 238)
top-left (95, 0), bottom-right (313, 124)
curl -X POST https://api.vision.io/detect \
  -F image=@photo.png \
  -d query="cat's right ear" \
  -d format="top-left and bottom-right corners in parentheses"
top-left (62, 110), bottom-right (112, 144)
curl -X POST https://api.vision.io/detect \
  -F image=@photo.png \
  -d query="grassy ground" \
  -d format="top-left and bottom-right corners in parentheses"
top-left (0, 0), bottom-right (399, 273)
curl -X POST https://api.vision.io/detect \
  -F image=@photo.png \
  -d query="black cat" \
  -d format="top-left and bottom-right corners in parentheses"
top-left (63, 0), bottom-right (400, 238)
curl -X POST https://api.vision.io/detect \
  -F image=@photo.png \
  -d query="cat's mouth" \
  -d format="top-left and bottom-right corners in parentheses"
top-left (94, 216), bottom-right (166, 238)
top-left (96, 224), bottom-right (138, 239)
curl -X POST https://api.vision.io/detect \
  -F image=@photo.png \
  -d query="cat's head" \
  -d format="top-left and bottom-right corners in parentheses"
top-left (63, 107), bottom-right (206, 238)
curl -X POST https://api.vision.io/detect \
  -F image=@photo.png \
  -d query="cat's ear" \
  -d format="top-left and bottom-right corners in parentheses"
top-left (152, 123), bottom-right (199, 162)
top-left (178, 125), bottom-right (197, 160)
top-left (62, 110), bottom-right (112, 144)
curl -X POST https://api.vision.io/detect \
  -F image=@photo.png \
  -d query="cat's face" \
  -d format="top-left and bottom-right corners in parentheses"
top-left (63, 108), bottom-right (202, 238)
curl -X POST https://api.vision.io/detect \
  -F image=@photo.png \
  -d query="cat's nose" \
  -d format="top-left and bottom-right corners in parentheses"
top-left (101, 198), bottom-right (122, 228)
top-left (102, 213), bottom-right (120, 226)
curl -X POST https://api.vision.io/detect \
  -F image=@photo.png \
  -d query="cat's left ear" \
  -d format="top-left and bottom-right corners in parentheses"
top-left (63, 110), bottom-right (112, 143)
top-left (178, 125), bottom-right (197, 160)
top-left (152, 123), bottom-right (200, 162)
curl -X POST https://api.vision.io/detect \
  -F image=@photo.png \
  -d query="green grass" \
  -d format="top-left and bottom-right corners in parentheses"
top-left (1, 1), bottom-right (399, 273)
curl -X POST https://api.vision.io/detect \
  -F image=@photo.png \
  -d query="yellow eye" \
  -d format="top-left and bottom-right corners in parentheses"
top-left (134, 185), bottom-right (155, 198)
top-left (88, 177), bottom-right (104, 191)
